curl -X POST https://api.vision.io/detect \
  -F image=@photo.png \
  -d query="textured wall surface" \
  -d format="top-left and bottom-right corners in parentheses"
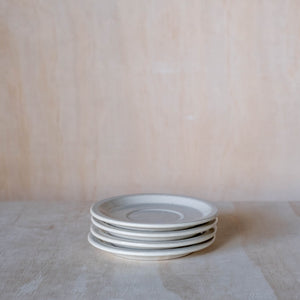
top-left (1, 0), bottom-right (300, 202)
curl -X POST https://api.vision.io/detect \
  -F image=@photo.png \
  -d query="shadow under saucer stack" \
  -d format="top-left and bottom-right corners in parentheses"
top-left (88, 194), bottom-right (218, 260)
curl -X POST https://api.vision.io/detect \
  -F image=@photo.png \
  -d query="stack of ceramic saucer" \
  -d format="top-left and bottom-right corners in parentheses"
top-left (88, 194), bottom-right (218, 260)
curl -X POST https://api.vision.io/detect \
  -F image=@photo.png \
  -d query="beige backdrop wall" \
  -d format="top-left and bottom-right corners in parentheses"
top-left (1, 0), bottom-right (300, 202)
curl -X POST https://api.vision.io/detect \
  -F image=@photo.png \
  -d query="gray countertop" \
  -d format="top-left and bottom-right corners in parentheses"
top-left (1, 200), bottom-right (299, 300)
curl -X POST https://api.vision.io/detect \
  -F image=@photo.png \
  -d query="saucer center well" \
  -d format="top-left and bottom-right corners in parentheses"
top-left (126, 208), bottom-right (184, 224)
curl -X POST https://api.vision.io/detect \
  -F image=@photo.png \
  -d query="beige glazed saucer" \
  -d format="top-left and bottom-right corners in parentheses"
top-left (88, 233), bottom-right (216, 260)
top-left (91, 217), bottom-right (218, 241)
top-left (91, 194), bottom-right (218, 231)
top-left (90, 225), bottom-right (217, 250)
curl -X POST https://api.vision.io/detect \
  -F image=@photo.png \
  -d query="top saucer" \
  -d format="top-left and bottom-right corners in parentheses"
top-left (90, 194), bottom-right (218, 230)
